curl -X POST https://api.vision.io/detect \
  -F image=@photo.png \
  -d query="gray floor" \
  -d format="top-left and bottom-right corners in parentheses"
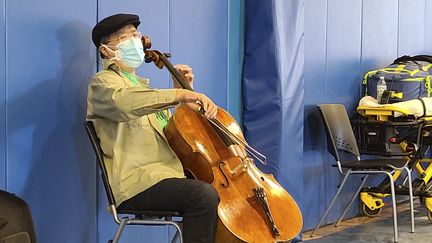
top-left (303, 206), bottom-right (432, 243)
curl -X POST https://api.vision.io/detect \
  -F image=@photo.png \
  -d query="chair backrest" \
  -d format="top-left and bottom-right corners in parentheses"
top-left (84, 120), bottom-right (117, 206)
top-left (317, 104), bottom-right (360, 161)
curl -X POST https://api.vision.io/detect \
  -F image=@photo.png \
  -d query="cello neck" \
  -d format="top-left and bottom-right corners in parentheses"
top-left (146, 49), bottom-right (194, 91)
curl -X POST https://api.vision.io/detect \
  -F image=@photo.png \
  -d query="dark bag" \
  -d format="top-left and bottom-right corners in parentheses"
top-left (363, 55), bottom-right (432, 103)
top-left (0, 190), bottom-right (36, 243)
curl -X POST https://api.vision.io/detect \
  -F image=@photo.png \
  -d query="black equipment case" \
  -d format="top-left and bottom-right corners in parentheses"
top-left (0, 190), bottom-right (36, 243)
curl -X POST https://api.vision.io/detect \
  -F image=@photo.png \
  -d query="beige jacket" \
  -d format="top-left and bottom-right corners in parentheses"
top-left (87, 60), bottom-right (185, 206)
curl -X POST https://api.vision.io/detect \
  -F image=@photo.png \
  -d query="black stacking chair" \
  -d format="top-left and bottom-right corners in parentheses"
top-left (84, 121), bottom-right (183, 243)
top-left (310, 104), bottom-right (415, 243)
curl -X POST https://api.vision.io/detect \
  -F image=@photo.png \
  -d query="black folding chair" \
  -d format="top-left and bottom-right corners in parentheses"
top-left (310, 104), bottom-right (415, 243)
top-left (84, 121), bottom-right (183, 243)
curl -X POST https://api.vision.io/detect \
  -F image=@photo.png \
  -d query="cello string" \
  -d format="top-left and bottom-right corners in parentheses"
top-left (207, 118), bottom-right (268, 165)
top-left (159, 53), bottom-right (193, 91)
top-left (154, 50), bottom-right (268, 165)
top-left (210, 118), bottom-right (265, 162)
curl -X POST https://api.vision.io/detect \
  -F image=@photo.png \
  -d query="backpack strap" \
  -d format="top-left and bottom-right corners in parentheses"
top-left (418, 98), bottom-right (427, 117)
top-left (393, 55), bottom-right (432, 64)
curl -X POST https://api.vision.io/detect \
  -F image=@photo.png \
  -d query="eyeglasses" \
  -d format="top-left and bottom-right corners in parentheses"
top-left (106, 31), bottom-right (142, 44)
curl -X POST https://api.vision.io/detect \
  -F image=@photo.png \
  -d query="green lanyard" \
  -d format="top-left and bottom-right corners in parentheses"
top-left (121, 70), bottom-right (139, 87)
top-left (122, 70), bottom-right (169, 128)
top-left (155, 110), bottom-right (169, 128)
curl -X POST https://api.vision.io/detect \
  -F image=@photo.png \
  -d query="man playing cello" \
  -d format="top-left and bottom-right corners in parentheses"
top-left (87, 13), bottom-right (219, 243)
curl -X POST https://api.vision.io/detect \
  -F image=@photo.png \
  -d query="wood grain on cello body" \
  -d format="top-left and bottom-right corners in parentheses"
top-left (143, 36), bottom-right (303, 243)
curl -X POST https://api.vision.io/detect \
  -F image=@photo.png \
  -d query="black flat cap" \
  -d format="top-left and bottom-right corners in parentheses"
top-left (92, 13), bottom-right (141, 47)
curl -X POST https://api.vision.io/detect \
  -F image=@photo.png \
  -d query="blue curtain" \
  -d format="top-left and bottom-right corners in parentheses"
top-left (243, 0), bottom-right (304, 221)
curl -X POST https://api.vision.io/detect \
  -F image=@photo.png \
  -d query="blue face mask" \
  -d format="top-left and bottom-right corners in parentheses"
top-left (103, 37), bottom-right (145, 68)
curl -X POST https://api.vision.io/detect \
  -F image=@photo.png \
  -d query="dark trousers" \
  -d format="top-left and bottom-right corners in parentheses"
top-left (118, 178), bottom-right (220, 243)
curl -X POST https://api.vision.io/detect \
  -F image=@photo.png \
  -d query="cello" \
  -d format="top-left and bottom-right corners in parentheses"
top-left (142, 36), bottom-right (303, 243)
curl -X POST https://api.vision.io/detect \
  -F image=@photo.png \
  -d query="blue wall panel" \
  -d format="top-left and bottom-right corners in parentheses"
top-left (303, 0), bottom-right (328, 230)
top-left (324, 0), bottom-right (363, 224)
top-left (361, 0), bottom-right (398, 75)
top-left (303, 0), bottom-right (364, 230)
top-left (0, 0), bottom-right (5, 189)
top-left (398, 0), bottom-right (425, 56)
top-left (0, 0), bottom-right (238, 242)
top-left (227, 0), bottom-right (244, 123)
top-left (170, 0), bottom-right (228, 109)
top-left (6, 0), bottom-right (97, 242)
top-left (326, 0), bottom-right (362, 110)
top-left (425, 1), bottom-right (432, 53)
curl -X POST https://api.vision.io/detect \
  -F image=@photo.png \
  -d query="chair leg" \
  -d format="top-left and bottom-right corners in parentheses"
top-left (386, 172), bottom-right (399, 243)
top-left (310, 171), bottom-right (351, 237)
top-left (404, 167), bottom-right (415, 233)
top-left (335, 175), bottom-right (369, 226)
top-left (171, 231), bottom-right (179, 243)
top-left (170, 223), bottom-right (183, 243)
top-left (112, 218), bottom-right (128, 243)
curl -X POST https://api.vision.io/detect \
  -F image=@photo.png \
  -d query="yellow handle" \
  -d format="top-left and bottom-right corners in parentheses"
top-left (391, 92), bottom-right (403, 99)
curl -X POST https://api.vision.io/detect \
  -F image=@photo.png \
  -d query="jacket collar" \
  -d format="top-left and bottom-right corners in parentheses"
top-left (102, 59), bottom-right (150, 86)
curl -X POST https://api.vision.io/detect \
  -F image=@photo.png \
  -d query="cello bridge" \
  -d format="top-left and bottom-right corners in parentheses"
top-left (229, 157), bottom-right (252, 177)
